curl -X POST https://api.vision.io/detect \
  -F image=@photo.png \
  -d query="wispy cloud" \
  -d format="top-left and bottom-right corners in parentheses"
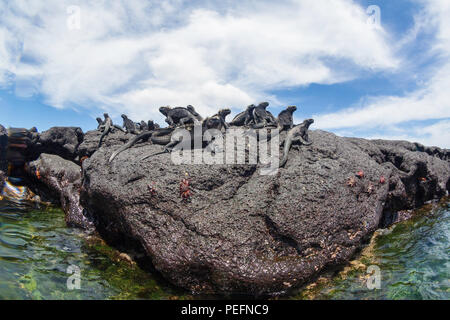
top-left (0, 0), bottom-right (397, 123)
top-left (314, 0), bottom-right (450, 148)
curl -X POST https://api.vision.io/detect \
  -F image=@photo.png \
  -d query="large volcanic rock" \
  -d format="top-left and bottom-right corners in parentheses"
top-left (29, 127), bottom-right (84, 163)
top-left (80, 130), bottom-right (450, 295)
top-left (26, 153), bottom-right (93, 229)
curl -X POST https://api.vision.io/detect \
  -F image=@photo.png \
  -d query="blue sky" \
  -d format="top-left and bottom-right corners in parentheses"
top-left (1, 0), bottom-right (449, 147)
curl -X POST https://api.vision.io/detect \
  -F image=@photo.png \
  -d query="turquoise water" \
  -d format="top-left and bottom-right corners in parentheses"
top-left (294, 198), bottom-right (450, 300)
top-left (1, 182), bottom-right (449, 300)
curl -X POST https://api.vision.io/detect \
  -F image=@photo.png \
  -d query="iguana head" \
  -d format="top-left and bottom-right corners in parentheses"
top-left (121, 114), bottom-right (128, 120)
top-left (304, 118), bottom-right (314, 128)
top-left (258, 102), bottom-right (269, 109)
top-left (104, 113), bottom-right (109, 118)
top-left (159, 106), bottom-right (171, 116)
top-left (246, 104), bottom-right (256, 111)
top-left (186, 105), bottom-right (198, 114)
top-left (219, 108), bottom-right (231, 117)
top-left (96, 117), bottom-right (103, 124)
top-left (287, 106), bottom-right (297, 113)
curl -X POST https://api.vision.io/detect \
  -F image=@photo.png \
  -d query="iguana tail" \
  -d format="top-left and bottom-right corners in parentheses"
top-left (113, 124), bottom-right (126, 133)
top-left (109, 131), bottom-right (153, 163)
top-left (298, 135), bottom-right (312, 146)
top-left (150, 128), bottom-right (174, 145)
top-left (98, 123), bottom-right (111, 148)
top-left (279, 136), bottom-right (293, 168)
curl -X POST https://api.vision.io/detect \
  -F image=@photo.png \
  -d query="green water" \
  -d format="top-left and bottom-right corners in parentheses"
top-left (1, 190), bottom-right (449, 300)
top-left (294, 198), bottom-right (450, 300)
top-left (0, 196), bottom-right (186, 300)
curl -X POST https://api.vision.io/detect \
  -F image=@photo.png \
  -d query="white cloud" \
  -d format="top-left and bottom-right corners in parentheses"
top-left (0, 0), bottom-right (397, 124)
top-left (313, 0), bottom-right (450, 148)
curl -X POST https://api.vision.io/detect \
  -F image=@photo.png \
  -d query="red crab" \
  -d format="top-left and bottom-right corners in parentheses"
top-left (380, 176), bottom-right (386, 184)
top-left (36, 169), bottom-right (41, 180)
top-left (356, 170), bottom-right (365, 179)
top-left (180, 174), bottom-right (192, 201)
top-left (80, 156), bottom-right (89, 163)
top-left (148, 182), bottom-right (157, 196)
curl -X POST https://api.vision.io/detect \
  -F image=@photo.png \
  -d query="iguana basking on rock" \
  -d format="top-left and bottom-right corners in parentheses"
top-left (252, 102), bottom-right (277, 129)
top-left (97, 113), bottom-right (126, 148)
top-left (277, 106), bottom-right (297, 131)
top-left (96, 117), bottom-right (104, 130)
top-left (186, 105), bottom-right (203, 122)
top-left (140, 115), bottom-right (225, 161)
top-left (203, 108), bottom-right (231, 132)
top-left (160, 106), bottom-right (202, 127)
top-left (98, 113), bottom-right (112, 148)
top-left (108, 127), bottom-right (166, 163)
top-left (121, 114), bottom-right (139, 134)
top-left (279, 119), bottom-right (314, 168)
top-left (139, 121), bottom-right (149, 132)
top-left (229, 105), bottom-right (256, 127)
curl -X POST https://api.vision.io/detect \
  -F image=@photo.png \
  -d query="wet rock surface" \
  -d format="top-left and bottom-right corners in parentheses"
top-left (79, 129), bottom-right (450, 295)
top-left (26, 153), bottom-right (93, 229)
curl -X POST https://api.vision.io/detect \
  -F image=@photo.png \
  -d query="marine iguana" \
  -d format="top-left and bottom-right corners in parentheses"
top-left (203, 108), bottom-right (231, 132)
top-left (139, 121), bottom-right (149, 132)
top-left (97, 113), bottom-right (126, 148)
top-left (159, 106), bottom-right (201, 127)
top-left (277, 106), bottom-right (297, 131)
top-left (279, 119), bottom-right (314, 168)
top-left (121, 114), bottom-right (138, 134)
top-left (98, 113), bottom-right (113, 148)
top-left (186, 105), bottom-right (203, 122)
top-left (140, 117), bottom-right (223, 161)
top-left (96, 117), bottom-right (104, 130)
top-left (108, 120), bottom-right (163, 163)
top-left (229, 104), bottom-right (256, 127)
top-left (147, 120), bottom-right (160, 131)
top-left (252, 102), bottom-right (277, 128)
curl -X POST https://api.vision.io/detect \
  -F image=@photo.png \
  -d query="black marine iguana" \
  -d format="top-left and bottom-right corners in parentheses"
top-left (229, 104), bottom-right (256, 127)
top-left (203, 108), bottom-right (231, 132)
top-left (279, 119), bottom-right (314, 168)
top-left (160, 106), bottom-right (202, 127)
top-left (252, 102), bottom-right (277, 128)
top-left (277, 106), bottom-right (297, 131)
top-left (140, 115), bottom-right (226, 161)
top-left (121, 114), bottom-right (139, 134)
top-left (96, 117), bottom-right (104, 130)
top-left (97, 113), bottom-right (126, 148)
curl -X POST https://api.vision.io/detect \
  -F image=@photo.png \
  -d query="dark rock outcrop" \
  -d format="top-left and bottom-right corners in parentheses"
top-left (0, 169), bottom-right (5, 188)
top-left (0, 124), bottom-right (7, 172)
top-left (26, 153), bottom-right (93, 229)
top-left (79, 129), bottom-right (450, 295)
top-left (28, 127), bottom-right (84, 163)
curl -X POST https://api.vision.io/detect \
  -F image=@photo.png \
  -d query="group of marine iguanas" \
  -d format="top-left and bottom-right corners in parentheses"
top-left (96, 103), bottom-right (314, 167)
